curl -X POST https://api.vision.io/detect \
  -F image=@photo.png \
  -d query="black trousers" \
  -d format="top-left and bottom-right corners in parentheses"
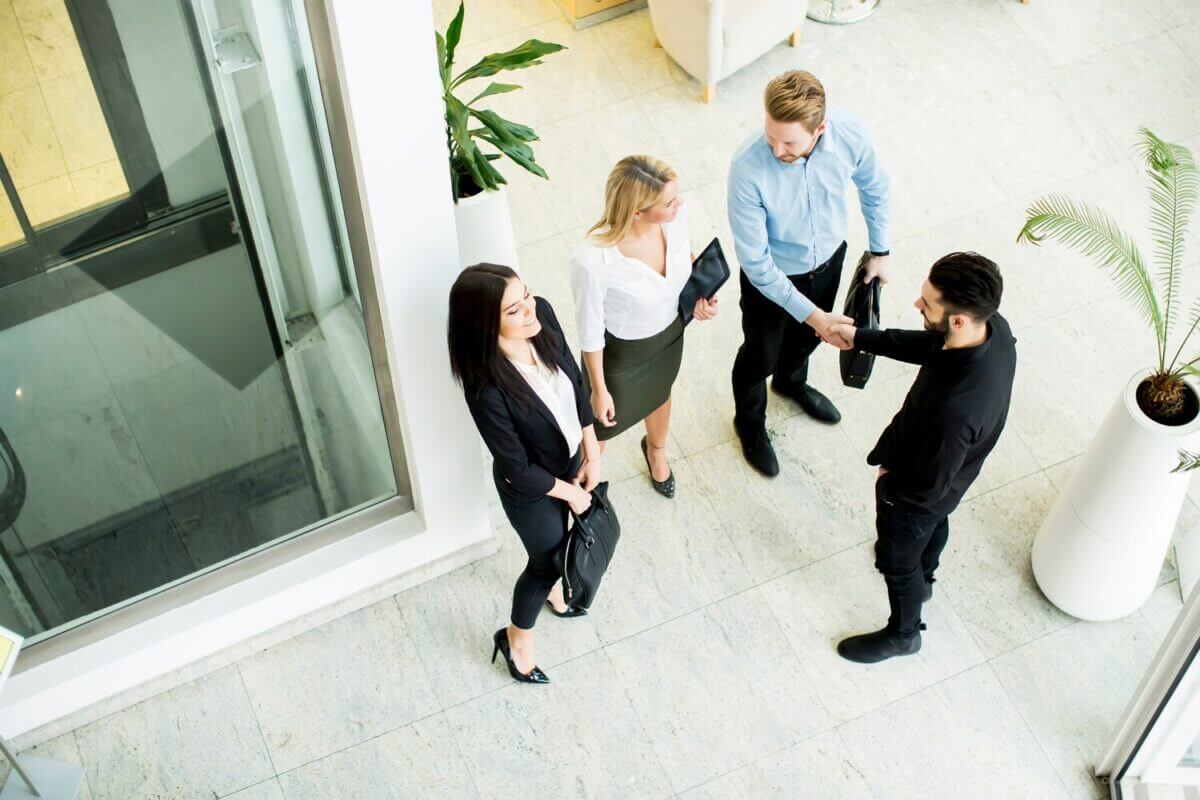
top-left (731, 241), bottom-right (847, 434)
top-left (495, 450), bottom-right (582, 630)
top-left (873, 480), bottom-right (950, 638)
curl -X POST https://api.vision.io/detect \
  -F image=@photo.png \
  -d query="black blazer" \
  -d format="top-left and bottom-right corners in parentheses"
top-left (464, 297), bottom-right (595, 498)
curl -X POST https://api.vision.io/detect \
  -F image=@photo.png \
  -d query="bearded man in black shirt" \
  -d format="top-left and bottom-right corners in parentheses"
top-left (828, 252), bottom-right (1016, 663)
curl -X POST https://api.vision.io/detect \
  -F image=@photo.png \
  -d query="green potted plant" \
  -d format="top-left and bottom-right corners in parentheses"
top-left (1016, 127), bottom-right (1200, 620)
top-left (436, 2), bottom-right (564, 268)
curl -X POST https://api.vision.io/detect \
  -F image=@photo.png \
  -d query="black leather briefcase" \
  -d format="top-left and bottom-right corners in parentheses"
top-left (678, 237), bottom-right (731, 325)
top-left (840, 251), bottom-right (881, 390)
top-left (555, 482), bottom-right (620, 610)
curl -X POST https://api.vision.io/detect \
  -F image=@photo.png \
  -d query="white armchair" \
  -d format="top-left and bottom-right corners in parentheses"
top-left (647, 0), bottom-right (806, 103)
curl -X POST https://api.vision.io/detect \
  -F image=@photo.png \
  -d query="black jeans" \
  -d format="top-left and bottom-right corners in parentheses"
top-left (495, 450), bottom-right (583, 629)
top-left (731, 241), bottom-right (847, 435)
top-left (874, 479), bottom-right (950, 638)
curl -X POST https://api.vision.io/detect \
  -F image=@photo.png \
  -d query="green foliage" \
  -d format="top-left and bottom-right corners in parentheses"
top-left (1018, 128), bottom-right (1199, 469)
top-left (436, 3), bottom-right (564, 200)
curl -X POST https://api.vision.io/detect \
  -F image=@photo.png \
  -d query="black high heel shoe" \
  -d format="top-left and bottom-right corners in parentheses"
top-left (491, 628), bottom-right (550, 684)
top-left (544, 599), bottom-right (587, 618)
top-left (641, 435), bottom-right (675, 498)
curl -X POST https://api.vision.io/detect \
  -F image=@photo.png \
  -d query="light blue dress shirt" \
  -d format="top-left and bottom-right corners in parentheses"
top-left (727, 107), bottom-right (891, 323)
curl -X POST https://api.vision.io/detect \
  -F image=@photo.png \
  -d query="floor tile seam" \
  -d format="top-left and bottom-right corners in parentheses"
top-left (232, 662), bottom-right (282, 782)
top-left (829, 655), bottom-right (992, 733)
top-left (831, 725), bottom-right (886, 800)
top-left (68, 729), bottom-right (98, 800)
top-left (440, 693), bottom-right (490, 800)
top-left (390, 593), bottom-right (450, 715)
top-left (984, 659), bottom-right (1082, 798)
top-left (595, 645), bottom-right (677, 799)
top-left (668, 725), bottom-right (842, 797)
top-left (266, 706), bottom-right (449, 782)
top-left (215, 775), bottom-right (280, 800)
top-left (759, 581), bottom-right (845, 725)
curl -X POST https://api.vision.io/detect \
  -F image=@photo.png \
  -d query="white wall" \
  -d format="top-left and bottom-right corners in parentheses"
top-left (0, 0), bottom-right (491, 739)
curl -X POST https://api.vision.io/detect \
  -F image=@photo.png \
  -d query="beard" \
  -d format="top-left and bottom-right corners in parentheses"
top-left (922, 313), bottom-right (950, 337)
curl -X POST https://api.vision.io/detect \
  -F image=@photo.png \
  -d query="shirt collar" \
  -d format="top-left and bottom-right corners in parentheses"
top-left (938, 322), bottom-right (993, 365)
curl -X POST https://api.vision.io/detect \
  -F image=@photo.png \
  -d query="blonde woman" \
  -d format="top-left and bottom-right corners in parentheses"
top-left (569, 156), bottom-right (718, 499)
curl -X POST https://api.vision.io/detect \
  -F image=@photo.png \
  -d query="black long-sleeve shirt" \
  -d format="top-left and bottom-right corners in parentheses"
top-left (856, 313), bottom-right (1017, 517)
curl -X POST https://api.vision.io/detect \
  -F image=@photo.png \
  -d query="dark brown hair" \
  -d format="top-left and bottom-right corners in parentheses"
top-left (447, 263), bottom-right (562, 405)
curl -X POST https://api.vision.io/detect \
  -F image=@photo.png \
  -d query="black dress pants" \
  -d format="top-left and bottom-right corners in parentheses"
top-left (495, 450), bottom-right (582, 629)
top-left (731, 241), bottom-right (847, 435)
top-left (873, 479), bottom-right (950, 639)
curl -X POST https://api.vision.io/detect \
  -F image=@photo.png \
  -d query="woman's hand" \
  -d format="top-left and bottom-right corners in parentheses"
top-left (576, 458), bottom-right (603, 493)
top-left (591, 390), bottom-right (617, 427)
top-left (693, 296), bottom-right (719, 322)
top-left (566, 483), bottom-right (593, 515)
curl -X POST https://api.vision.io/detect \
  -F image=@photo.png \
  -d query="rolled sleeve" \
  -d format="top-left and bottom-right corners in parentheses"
top-left (727, 166), bottom-right (816, 323)
top-left (850, 125), bottom-right (891, 254)
top-left (568, 251), bottom-right (608, 352)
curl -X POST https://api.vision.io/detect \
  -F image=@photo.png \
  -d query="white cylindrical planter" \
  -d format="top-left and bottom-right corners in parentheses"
top-left (1032, 370), bottom-right (1200, 621)
top-left (453, 186), bottom-right (520, 271)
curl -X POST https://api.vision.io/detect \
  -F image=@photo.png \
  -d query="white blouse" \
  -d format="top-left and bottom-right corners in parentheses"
top-left (511, 348), bottom-right (584, 457)
top-left (569, 202), bottom-right (693, 352)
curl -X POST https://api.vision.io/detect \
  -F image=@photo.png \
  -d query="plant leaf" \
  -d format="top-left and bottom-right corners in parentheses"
top-left (444, 2), bottom-right (466, 74)
top-left (470, 108), bottom-right (538, 142)
top-left (1173, 449), bottom-right (1200, 473)
top-left (1018, 194), bottom-right (1165, 355)
top-left (434, 32), bottom-right (449, 88)
top-left (468, 82), bottom-right (521, 106)
top-left (451, 39), bottom-right (566, 88)
top-left (1137, 128), bottom-right (1199, 370)
top-left (477, 132), bottom-right (549, 180)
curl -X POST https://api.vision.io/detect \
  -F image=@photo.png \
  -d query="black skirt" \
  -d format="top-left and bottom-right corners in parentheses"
top-left (582, 315), bottom-right (685, 442)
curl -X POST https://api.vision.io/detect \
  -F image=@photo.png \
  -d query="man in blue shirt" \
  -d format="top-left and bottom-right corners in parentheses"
top-left (728, 70), bottom-right (892, 476)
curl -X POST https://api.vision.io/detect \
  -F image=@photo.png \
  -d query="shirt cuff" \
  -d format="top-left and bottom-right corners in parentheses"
top-left (786, 291), bottom-right (817, 324)
top-left (854, 327), bottom-right (882, 352)
top-left (867, 227), bottom-right (889, 255)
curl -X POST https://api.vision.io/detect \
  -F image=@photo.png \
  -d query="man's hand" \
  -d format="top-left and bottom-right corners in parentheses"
top-left (808, 309), bottom-right (854, 346)
top-left (827, 322), bottom-right (856, 350)
top-left (863, 254), bottom-right (893, 285)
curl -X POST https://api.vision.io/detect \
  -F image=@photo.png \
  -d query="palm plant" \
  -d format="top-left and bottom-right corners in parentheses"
top-left (1018, 128), bottom-right (1199, 468)
top-left (435, 3), bottom-right (565, 201)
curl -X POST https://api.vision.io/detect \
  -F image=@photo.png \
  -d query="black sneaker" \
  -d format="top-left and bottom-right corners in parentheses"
top-left (773, 382), bottom-right (841, 424)
top-left (736, 420), bottom-right (779, 477)
top-left (837, 625), bottom-right (924, 664)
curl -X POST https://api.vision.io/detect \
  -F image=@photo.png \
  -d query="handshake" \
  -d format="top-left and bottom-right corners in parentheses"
top-left (811, 310), bottom-right (857, 351)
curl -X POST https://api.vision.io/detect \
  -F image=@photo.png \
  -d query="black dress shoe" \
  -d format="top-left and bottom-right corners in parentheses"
top-left (641, 436), bottom-right (675, 498)
top-left (736, 421), bottom-right (779, 477)
top-left (544, 599), bottom-right (587, 618)
top-left (923, 580), bottom-right (934, 603)
top-left (774, 382), bottom-right (841, 424)
top-left (491, 628), bottom-right (550, 684)
top-left (837, 625), bottom-right (924, 664)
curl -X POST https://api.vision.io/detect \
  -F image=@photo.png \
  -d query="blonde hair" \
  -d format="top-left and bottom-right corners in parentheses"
top-left (764, 70), bottom-right (825, 131)
top-left (587, 155), bottom-right (678, 247)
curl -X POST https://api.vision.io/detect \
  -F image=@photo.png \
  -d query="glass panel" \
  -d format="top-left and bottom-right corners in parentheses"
top-left (0, 0), bottom-right (130, 228)
top-left (0, 0), bottom-right (405, 643)
top-left (0, 193), bottom-right (20, 251)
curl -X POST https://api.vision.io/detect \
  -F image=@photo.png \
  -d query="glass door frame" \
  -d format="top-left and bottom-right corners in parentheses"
top-left (1098, 582), bottom-right (1200, 794)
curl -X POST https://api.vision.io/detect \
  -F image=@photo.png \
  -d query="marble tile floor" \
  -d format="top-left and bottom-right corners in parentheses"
top-left (9, 0), bottom-right (1200, 797)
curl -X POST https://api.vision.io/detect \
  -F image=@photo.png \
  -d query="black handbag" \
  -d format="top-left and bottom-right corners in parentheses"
top-left (678, 237), bottom-right (731, 325)
top-left (555, 482), bottom-right (620, 610)
top-left (840, 251), bottom-right (882, 389)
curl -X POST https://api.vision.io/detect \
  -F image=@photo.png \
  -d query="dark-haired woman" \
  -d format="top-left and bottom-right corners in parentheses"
top-left (448, 263), bottom-right (603, 685)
